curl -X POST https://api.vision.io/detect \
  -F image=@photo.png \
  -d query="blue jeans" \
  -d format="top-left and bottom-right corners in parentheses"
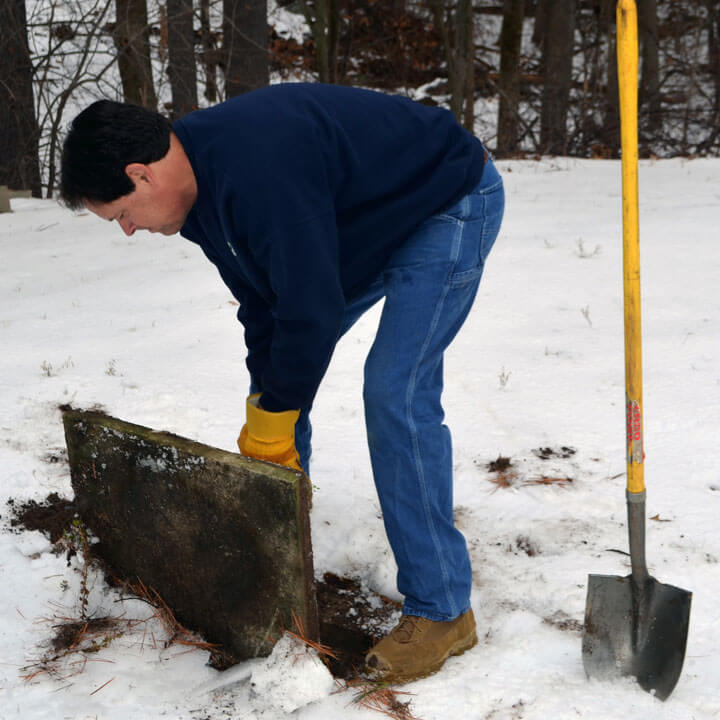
top-left (279, 157), bottom-right (503, 621)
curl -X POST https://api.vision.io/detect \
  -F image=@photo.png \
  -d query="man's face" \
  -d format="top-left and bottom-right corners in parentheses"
top-left (85, 163), bottom-right (190, 237)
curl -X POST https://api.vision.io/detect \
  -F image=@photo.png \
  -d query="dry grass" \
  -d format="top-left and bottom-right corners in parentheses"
top-left (125, 577), bottom-right (220, 653)
top-left (521, 475), bottom-right (573, 488)
top-left (22, 566), bottom-right (217, 683)
top-left (487, 471), bottom-right (518, 491)
top-left (284, 610), bottom-right (339, 662)
top-left (21, 612), bottom-right (140, 682)
top-left (650, 513), bottom-right (672, 522)
top-left (21, 576), bottom-right (218, 683)
top-left (346, 678), bottom-right (420, 720)
top-left (486, 470), bottom-right (574, 491)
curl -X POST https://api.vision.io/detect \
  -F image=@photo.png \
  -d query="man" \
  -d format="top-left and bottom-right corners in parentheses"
top-left (60, 83), bottom-right (505, 682)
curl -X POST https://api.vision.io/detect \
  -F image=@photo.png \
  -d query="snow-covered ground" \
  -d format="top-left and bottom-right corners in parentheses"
top-left (1, 157), bottom-right (718, 719)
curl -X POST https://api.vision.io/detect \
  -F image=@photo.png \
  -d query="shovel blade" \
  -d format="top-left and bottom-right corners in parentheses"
top-left (582, 573), bottom-right (691, 700)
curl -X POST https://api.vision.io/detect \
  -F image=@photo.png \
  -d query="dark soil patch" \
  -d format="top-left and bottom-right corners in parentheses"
top-left (513, 535), bottom-right (540, 557)
top-left (8, 493), bottom-right (400, 680)
top-left (316, 572), bottom-right (401, 679)
top-left (533, 446), bottom-right (576, 460)
top-left (487, 455), bottom-right (512, 473)
top-left (7, 493), bottom-right (78, 543)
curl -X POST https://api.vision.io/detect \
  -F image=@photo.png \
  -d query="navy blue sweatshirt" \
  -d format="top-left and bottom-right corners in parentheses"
top-left (174, 83), bottom-right (486, 412)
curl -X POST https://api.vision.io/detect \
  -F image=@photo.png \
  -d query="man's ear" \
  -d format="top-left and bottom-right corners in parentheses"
top-left (125, 163), bottom-right (156, 187)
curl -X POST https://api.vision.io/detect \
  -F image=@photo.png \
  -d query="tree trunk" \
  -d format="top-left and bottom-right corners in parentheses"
top-left (431, 0), bottom-right (475, 131)
top-left (114, 0), bottom-right (157, 108)
top-left (167, 0), bottom-right (198, 118)
top-left (301, 0), bottom-right (342, 84)
top-left (496, 0), bottom-right (525, 155)
top-left (458, 0), bottom-right (474, 131)
top-left (602, 2), bottom-right (620, 157)
top-left (538, 0), bottom-right (575, 155)
top-left (0, 0), bottom-right (41, 195)
top-left (638, 0), bottom-right (660, 135)
top-left (531, 0), bottom-right (546, 47)
top-left (200, 0), bottom-right (218, 103)
top-left (223, 0), bottom-right (268, 97)
top-left (698, 0), bottom-right (720, 153)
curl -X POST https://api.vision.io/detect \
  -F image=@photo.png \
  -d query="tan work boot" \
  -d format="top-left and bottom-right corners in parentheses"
top-left (365, 609), bottom-right (477, 683)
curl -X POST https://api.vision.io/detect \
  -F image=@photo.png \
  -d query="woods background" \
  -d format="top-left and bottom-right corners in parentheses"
top-left (2, 0), bottom-right (719, 198)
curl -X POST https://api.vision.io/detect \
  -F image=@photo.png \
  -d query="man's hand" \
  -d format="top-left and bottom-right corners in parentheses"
top-left (237, 394), bottom-right (303, 473)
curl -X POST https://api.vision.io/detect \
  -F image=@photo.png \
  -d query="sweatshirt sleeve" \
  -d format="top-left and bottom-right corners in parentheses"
top-left (223, 123), bottom-right (346, 412)
top-left (259, 211), bottom-right (345, 412)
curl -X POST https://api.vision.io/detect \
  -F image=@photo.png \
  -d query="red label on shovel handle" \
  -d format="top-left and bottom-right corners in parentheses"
top-left (626, 398), bottom-right (644, 464)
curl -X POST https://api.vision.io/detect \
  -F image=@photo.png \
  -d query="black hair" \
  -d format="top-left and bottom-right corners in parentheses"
top-left (60, 100), bottom-right (173, 210)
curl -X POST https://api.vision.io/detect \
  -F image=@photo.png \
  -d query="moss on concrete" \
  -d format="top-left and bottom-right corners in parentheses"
top-left (62, 407), bottom-right (317, 663)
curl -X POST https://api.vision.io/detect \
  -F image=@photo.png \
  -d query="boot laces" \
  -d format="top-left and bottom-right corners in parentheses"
top-left (392, 615), bottom-right (423, 643)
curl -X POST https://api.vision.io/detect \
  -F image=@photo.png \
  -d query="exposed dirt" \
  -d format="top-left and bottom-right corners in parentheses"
top-left (487, 455), bottom-right (512, 473)
top-left (316, 572), bottom-right (401, 679)
top-left (532, 446), bottom-right (577, 460)
top-left (7, 493), bottom-right (77, 544)
top-left (7, 493), bottom-right (400, 680)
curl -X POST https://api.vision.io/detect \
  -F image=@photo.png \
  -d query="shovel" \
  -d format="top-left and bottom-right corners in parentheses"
top-left (581, 0), bottom-right (691, 701)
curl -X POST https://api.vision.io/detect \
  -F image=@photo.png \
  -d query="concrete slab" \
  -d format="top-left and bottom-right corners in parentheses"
top-left (61, 407), bottom-right (318, 664)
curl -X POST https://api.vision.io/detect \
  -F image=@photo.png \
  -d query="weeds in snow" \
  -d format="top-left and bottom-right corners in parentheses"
top-left (581, 305), bottom-right (592, 327)
top-left (575, 238), bottom-right (601, 258)
top-left (498, 367), bottom-right (511, 389)
top-left (40, 356), bottom-right (74, 377)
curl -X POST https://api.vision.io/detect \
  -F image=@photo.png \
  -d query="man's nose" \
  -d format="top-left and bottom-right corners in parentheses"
top-left (118, 218), bottom-right (136, 236)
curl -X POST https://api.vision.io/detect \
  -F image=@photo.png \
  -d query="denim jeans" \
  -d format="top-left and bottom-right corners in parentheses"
top-left (270, 157), bottom-right (503, 621)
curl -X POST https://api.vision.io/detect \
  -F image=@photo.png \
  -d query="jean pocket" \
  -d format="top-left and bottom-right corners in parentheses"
top-left (448, 184), bottom-right (504, 288)
top-left (448, 264), bottom-right (485, 288)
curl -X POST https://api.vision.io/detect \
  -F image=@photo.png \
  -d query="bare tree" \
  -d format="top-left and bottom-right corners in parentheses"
top-left (200, 0), bottom-right (219, 102)
top-left (536, 0), bottom-right (576, 154)
top-left (496, 0), bottom-right (526, 155)
top-left (167, 0), bottom-right (198, 117)
top-left (223, 0), bottom-right (268, 97)
top-left (431, 0), bottom-right (475, 131)
top-left (700, 0), bottom-right (720, 152)
top-left (638, 0), bottom-right (660, 135)
top-left (28, 0), bottom-right (118, 195)
top-left (299, 0), bottom-right (342, 84)
top-left (601, 0), bottom-right (620, 156)
top-left (0, 0), bottom-right (41, 195)
top-left (114, 0), bottom-right (157, 107)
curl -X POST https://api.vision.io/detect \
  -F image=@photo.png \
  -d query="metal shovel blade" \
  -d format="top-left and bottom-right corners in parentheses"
top-left (582, 573), bottom-right (691, 700)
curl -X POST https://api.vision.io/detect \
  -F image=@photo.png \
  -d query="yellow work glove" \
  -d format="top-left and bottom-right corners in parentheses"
top-left (237, 393), bottom-right (303, 473)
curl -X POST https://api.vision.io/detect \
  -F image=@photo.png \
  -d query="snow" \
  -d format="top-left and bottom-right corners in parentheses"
top-left (1, 157), bottom-right (719, 719)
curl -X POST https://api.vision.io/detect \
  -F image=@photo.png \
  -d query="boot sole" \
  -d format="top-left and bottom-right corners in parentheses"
top-left (372, 628), bottom-right (478, 684)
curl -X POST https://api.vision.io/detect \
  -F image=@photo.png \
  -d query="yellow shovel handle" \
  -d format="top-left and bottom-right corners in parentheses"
top-left (617, 0), bottom-right (644, 494)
